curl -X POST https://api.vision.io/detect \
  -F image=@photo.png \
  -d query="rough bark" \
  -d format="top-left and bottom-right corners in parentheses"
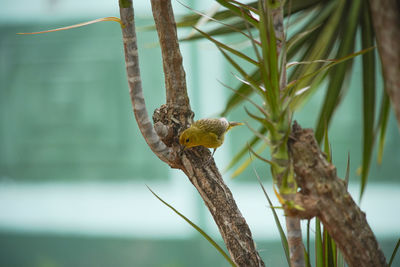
top-left (150, 0), bottom-right (191, 109)
top-left (119, 4), bottom-right (173, 163)
top-left (287, 122), bottom-right (386, 267)
top-left (119, 0), bottom-right (265, 266)
top-left (181, 152), bottom-right (264, 266)
top-left (285, 216), bottom-right (305, 267)
top-left (369, 0), bottom-right (400, 128)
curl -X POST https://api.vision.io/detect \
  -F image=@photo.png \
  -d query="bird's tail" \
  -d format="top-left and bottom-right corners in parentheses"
top-left (227, 121), bottom-right (244, 131)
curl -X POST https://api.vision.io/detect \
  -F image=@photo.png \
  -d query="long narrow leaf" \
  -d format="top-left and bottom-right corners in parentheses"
top-left (323, 229), bottom-right (335, 267)
top-left (287, 59), bottom-right (336, 69)
top-left (314, 0), bottom-right (362, 143)
top-left (388, 238), bottom-right (400, 267)
top-left (243, 11), bottom-right (262, 64)
top-left (221, 69), bottom-right (261, 116)
top-left (225, 126), bottom-right (267, 172)
top-left (258, 0), bottom-right (278, 116)
top-left (331, 237), bottom-right (337, 267)
top-left (287, 47), bottom-right (375, 97)
top-left (147, 186), bottom-right (235, 266)
top-left (229, 0), bottom-right (259, 14)
top-left (216, 0), bottom-right (259, 27)
top-left (231, 141), bottom-right (268, 178)
top-left (180, 20), bottom-right (254, 41)
top-left (284, 0), bottom-right (324, 15)
top-left (195, 27), bottom-right (259, 66)
top-left (218, 49), bottom-right (265, 97)
top-left (345, 152), bottom-right (351, 188)
top-left (248, 142), bottom-right (277, 167)
top-left (323, 122), bottom-right (332, 163)
top-left (217, 78), bottom-right (268, 118)
top-left (376, 90), bottom-right (390, 164)
top-left (315, 219), bottom-right (324, 267)
top-left (176, 9), bottom-right (233, 28)
top-left (286, 24), bottom-right (321, 55)
top-left (231, 74), bottom-right (268, 104)
top-left (306, 220), bottom-right (311, 267)
top-left (178, 0), bottom-right (323, 29)
top-left (359, 0), bottom-right (376, 200)
top-left (244, 106), bottom-right (275, 132)
top-left (17, 17), bottom-right (123, 35)
top-left (288, 0), bottom-right (345, 108)
top-left (252, 166), bottom-right (291, 266)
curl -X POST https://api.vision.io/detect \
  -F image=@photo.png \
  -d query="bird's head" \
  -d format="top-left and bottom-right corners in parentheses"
top-left (179, 127), bottom-right (199, 148)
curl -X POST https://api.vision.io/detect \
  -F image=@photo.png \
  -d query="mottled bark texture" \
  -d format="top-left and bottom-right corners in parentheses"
top-left (119, 0), bottom-right (265, 266)
top-left (150, 0), bottom-right (191, 109)
top-left (369, 0), bottom-right (400, 128)
top-left (287, 122), bottom-right (386, 267)
top-left (119, 5), bottom-right (173, 163)
top-left (181, 148), bottom-right (264, 266)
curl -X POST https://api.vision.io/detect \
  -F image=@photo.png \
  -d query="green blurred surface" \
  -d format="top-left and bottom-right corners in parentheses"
top-left (1, 19), bottom-right (399, 183)
top-left (0, 232), bottom-right (399, 267)
top-left (0, 21), bottom-right (168, 181)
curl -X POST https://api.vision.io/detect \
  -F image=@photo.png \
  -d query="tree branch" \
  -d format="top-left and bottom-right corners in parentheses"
top-left (369, 0), bottom-right (400, 129)
top-left (119, 1), bottom-right (173, 163)
top-left (181, 149), bottom-right (265, 266)
top-left (119, 0), bottom-right (265, 265)
top-left (150, 0), bottom-right (191, 109)
top-left (271, 1), bottom-right (305, 266)
top-left (287, 122), bottom-right (386, 267)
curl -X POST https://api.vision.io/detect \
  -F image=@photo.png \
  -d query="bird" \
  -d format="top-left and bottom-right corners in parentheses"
top-left (179, 118), bottom-right (243, 156)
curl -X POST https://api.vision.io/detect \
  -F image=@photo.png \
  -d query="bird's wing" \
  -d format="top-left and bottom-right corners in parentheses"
top-left (194, 118), bottom-right (228, 137)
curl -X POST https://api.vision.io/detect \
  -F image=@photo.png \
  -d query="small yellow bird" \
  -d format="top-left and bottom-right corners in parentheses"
top-left (179, 118), bottom-right (243, 155)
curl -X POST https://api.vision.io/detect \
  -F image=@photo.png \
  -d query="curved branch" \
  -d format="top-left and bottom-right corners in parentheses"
top-left (119, 2), bottom-right (173, 163)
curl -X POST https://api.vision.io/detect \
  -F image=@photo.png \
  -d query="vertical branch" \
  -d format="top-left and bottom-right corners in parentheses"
top-left (119, 0), bottom-right (266, 265)
top-left (119, 0), bottom-right (173, 163)
top-left (150, 0), bottom-right (191, 109)
top-left (286, 217), bottom-right (305, 267)
top-left (270, 1), bottom-right (306, 266)
top-left (369, 0), bottom-right (400, 129)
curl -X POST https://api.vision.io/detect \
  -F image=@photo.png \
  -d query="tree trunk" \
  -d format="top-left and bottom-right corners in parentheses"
top-left (118, 0), bottom-right (265, 265)
top-left (287, 122), bottom-right (387, 267)
top-left (369, 0), bottom-right (400, 129)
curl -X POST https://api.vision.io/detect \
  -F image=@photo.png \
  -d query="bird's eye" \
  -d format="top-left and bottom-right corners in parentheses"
top-left (186, 138), bottom-right (190, 143)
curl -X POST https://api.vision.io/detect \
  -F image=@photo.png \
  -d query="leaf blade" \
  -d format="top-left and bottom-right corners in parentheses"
top-left (147, 186), bottom-right (235, 266)
top-left (359, 0), bottom-right (376, 199)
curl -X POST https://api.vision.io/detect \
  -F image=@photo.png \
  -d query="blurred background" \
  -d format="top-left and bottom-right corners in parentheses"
top-left (0, 0), bottom-right (399, 266)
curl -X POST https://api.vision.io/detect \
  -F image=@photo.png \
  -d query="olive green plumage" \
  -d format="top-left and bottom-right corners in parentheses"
top-left (179, 118), bottom-right (243, 150)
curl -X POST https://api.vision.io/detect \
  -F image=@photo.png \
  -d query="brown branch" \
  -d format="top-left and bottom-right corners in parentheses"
top-left (119, 0), bottom-right (265, 265)
top-left (369, 0), bottom-right (400, 129)
top-left (181, 149), bottom-right (265, 266)
top-left (150, 0), bottom-right (191, 109)
top-left (287, 122), bottom-right (386, 267)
